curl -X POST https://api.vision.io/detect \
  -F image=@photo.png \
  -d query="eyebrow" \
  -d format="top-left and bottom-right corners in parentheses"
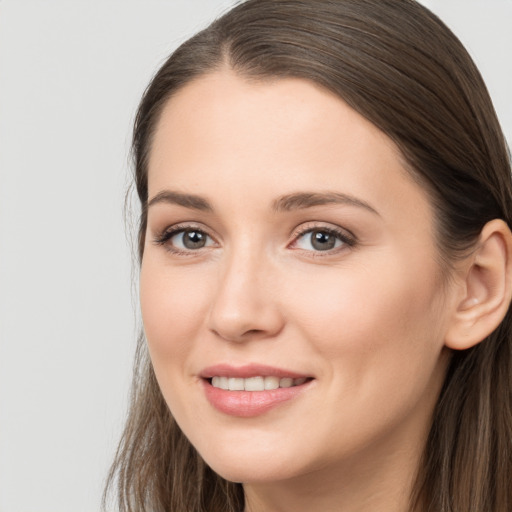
top-left (272, 192), bottom-right (380, 215)
top-left (147, 190), bottom-right (213, 212)
top-left (147, 190), bottom-right (379, 216)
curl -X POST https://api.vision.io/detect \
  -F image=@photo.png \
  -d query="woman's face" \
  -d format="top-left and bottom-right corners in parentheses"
top-left (140, 71), bottom-right (455, 484)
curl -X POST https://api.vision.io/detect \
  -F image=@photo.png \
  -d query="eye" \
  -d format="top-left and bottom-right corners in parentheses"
top-left (154, 226), bottom-right (216, 253)
top-left (292, 226), bottom-right (355, 252)
top-left (171, 229), bottom-right (212, 250)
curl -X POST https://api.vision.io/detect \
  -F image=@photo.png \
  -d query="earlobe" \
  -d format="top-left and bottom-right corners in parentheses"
top-left (445, 219), bottom-right (512, 351)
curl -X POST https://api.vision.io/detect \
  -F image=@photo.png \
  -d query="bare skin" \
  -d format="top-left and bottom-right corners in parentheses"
top-left (140, 70), bottom-right (512, 512)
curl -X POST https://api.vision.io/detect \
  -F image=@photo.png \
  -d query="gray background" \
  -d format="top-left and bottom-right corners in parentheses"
top-left (0, 1), bottom-right (510, 511)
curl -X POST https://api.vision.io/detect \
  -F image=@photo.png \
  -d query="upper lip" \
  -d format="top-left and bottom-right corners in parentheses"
top-left (199, 363), bottom-right (312, 379)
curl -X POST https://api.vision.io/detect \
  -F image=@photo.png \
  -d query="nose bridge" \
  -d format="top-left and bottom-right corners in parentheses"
top-left (207, 237), bottom-right (283, 342)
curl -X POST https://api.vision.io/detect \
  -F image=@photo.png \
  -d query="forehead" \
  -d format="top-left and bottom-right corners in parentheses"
top-left (148, 71), bottom-right (433, 233)
top-left (151, 73), bottom-right (401, 176)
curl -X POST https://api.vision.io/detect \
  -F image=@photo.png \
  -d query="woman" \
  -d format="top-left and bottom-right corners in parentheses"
top-left (105, 1), bottom-right (512, 510)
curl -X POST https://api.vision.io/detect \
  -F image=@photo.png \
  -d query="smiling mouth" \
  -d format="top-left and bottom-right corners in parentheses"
top-left (209, 376), bottom-right (311, 391)
top-left (202, 371), bottom-right (314, 416)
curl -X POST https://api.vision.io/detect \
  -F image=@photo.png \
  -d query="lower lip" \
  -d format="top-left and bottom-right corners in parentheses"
top-left (202, 379), bottom-right (312, 417)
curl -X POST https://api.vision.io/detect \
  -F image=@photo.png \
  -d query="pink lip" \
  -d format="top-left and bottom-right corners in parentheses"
top-left (199, 364), bottom-right (314, 418)
top-left (200, 363), bottom-right (309, 379)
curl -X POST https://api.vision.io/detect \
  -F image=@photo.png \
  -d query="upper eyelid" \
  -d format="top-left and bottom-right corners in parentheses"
top-left (290, 221), bottom-right (356, 240)
top-left (156, 222), bottom-right (214, 237)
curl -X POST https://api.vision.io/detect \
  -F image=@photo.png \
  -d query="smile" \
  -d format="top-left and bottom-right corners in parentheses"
top-left (201, 365), bottom-right (314, 417)
top-left (210, 376), bottom-right (308, 391)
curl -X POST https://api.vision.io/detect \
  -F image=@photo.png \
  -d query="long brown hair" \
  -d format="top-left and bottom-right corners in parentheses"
top-left (104, 1), bottom-right (512, 510)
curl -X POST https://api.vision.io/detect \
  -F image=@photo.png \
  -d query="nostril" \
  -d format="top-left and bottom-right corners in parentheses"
top-left (244, 329), bottom-right (265, 337)
top-left (210, 327), bottom-right (268, 344)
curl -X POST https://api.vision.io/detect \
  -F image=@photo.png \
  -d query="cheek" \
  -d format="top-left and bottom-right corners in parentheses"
top-left (139, 257), bottom-right (210, 363)
top-left (285, 254), bottom-right (446, 366)
top-left (281, 257), bottom-right (448, 451)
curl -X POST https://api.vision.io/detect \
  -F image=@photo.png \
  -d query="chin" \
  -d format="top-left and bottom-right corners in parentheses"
top-left (207, 460), bottom-right (294, 485)
top-left (196, 440), bottom-right (313, 484)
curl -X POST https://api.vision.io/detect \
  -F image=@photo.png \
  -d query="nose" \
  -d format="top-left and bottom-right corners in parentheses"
top-left (206, 249), bottom-right (285, 343)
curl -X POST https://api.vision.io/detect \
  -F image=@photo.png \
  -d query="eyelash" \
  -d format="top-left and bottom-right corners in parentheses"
top-left (289, 224), bottom-right (356, 256)
top-left (153, 222), bottom-right (357, 257)
top-left (153, 223), bottom-right (215, 257)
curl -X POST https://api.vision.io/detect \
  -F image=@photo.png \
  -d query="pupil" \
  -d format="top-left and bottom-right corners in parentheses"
top-left (312, 231), bottom-right (335, 250)
top-left (184, 230), bottom-right (206, 249)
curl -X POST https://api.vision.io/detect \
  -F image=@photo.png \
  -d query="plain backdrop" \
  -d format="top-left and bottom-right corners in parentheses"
top-left (0, 1), bottom-right (510, 511)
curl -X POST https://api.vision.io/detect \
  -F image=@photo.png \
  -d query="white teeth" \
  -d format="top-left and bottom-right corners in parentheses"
top-left (211, 376), bottom-right (309, 391)
top-left (228, 377), bottom-right (244, 391)
top-left (279, 377), bottom-right (293, 388)
top-left (244, 376), bottom-right (264, 391)
top-left (264, 376), bottom-right (280, 390)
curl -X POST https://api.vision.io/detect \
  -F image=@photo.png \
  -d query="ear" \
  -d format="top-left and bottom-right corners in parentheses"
top-left (445, 219), bottom-right (512, 350)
